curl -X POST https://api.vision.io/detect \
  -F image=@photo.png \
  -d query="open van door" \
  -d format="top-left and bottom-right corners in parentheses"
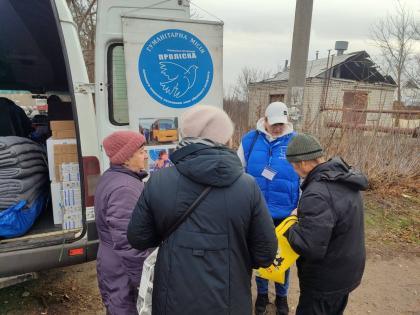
top-left (0, 0), bottom-right (100, 278)
top-left (95, 0), bottom-right (223, 169)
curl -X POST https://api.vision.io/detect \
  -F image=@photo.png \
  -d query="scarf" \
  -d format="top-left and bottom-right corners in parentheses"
top-left (176, 137), bottom-right (219, 149)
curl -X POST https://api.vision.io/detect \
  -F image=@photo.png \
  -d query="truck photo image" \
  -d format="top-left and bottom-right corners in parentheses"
top-left (139, 117), bottom-right (179, 145)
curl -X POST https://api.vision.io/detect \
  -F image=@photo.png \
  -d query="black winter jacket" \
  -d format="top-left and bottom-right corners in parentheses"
top-left (0, 97), bottom-right (32, 137)
top-left (286, 157), bottom-right (368, 296)
top-left (127, 143), bottom-right (277, 315)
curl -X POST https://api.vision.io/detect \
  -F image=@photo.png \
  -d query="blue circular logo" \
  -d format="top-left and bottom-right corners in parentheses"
top-left (139, 29), bottom-right (213, 108)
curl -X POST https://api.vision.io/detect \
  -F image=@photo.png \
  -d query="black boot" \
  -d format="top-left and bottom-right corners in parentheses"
top-left (275, 296), bottom-right (289, 315)
top-left (255, 294), bottom-right (269, 315)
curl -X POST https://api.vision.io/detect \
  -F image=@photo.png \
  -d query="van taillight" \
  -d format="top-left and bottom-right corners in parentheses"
top-left (69, 248), bottom-right (84, 256)
top-left (82, 156), bottom-right (100, 207)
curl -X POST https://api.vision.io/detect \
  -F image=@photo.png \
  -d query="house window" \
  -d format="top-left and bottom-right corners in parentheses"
top-left (269, 94), bottom-right (285, 103)
top-left (108, 44), bottom-right (129, 125)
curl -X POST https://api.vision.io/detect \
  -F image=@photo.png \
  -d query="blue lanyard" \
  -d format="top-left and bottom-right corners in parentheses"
top-left (261, 136), bottom-right (283, 166)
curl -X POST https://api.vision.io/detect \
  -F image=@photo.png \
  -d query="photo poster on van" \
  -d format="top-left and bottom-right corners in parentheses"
top-left (139, 117), bottom-right (179, 146)
top-left (121, 17), bottom-right (223, 139)
top-left (145, 144), bottom-right (176, 174)
top-left (139, 117), bottom-right (177, 175)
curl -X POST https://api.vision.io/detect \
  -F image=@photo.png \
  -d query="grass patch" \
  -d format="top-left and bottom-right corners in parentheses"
top-left (364, 192), bottom-right (420, 246)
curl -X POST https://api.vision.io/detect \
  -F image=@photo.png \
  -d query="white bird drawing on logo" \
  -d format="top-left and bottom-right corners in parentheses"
top-left (159, 62), bottom-right (199, 98)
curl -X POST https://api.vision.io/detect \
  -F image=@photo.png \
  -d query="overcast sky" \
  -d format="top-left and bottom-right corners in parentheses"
top-left (191, 0), bottom-right (420, 90)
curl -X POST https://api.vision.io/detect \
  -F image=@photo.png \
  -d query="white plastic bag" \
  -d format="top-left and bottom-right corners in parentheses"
top-left (137, 247), bottom-right (159, 315)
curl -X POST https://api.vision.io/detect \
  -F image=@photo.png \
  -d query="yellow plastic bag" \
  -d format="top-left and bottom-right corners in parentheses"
top-left (255, 215), bottom-right (299, 284)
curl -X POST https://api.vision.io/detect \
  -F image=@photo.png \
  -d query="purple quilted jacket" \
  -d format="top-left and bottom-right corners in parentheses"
top-left (94, 164), bottom-right (149, 315)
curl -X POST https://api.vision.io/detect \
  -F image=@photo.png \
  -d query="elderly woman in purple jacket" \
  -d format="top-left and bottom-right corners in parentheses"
top-left (94, 130), bottom-right (149, 315)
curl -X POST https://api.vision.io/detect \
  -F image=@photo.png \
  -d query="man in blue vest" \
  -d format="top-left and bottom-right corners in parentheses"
top-left (238, 102), bottom-right (300, 315)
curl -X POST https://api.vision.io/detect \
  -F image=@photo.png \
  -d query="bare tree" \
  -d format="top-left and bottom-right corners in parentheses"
top-left (407, 21), bottom-right (420, 86)
top-left (66, 0), bottom-right (97, 82)
top-left (414, 19), bottom-right (420, 41)
top-left (229, 66), bottom-right (272, 101)
top-left (406, 55), bottom-right (420, 87)
top-left (223, 67), bottom-right (272, 147)
top-left (370, 0), bottom-right (417, 103)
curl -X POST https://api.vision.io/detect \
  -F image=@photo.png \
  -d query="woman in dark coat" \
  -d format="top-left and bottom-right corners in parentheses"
top-left (127, 106), bottom-right (278, 315)
top-left (94, 130), bottom-right (149, 315)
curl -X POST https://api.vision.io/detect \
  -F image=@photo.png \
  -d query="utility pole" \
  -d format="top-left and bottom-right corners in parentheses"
top-left (286, 0), bottom-right (314, 131)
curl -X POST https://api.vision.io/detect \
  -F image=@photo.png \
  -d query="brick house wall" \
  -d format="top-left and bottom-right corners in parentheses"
top-left (248, 78), bottom-right (396, 129)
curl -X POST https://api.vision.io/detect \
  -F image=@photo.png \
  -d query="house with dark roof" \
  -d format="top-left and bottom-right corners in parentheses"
top-left (248, 50), bottom-right (397, 129)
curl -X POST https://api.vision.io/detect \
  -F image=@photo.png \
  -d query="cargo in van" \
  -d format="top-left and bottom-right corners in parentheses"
top-left (0, 0), bottom-right (223, 281)
top-left (0, 0), bottom-right (100, 278)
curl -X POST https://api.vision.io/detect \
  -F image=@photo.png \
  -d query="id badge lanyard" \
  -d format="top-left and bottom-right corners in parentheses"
top-left (261, 140), bottom-right (282, 181)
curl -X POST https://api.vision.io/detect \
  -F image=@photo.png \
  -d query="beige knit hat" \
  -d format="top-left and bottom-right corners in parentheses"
top-left (180, 105), bottom-right (234, 144)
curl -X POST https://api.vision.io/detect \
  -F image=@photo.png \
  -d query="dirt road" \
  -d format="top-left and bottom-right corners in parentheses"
top-left (1, 253), bottom-right (419, 315)
top-left (262, 255), bottom-right (420, 315)
top-left (1, 192), bottom-right (419, 314)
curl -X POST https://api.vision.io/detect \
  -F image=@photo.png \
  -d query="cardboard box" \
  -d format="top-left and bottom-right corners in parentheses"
top-left (46, 138), bottom-right (77, 182)
top-left (50, 120), bottom-right (75, 131)
top-left (47, 136), bottom-right (82, 231)
top-left (54, 151), bottom-right (78, 181)
top-left (61, 180), bottom-right (81, 208)
top-left (51, 182), bottom-right (63, 225)
top-left (50, 180), bottom-right (82, 228)
top-left (54, 144), bottom-right (78, 154)
top-left (54, 153), bottom-right (78, 181)
top-left (61, 163), bottom-right (80, 182)
top-left (66, 166), bottom-right (80, 182)
top-left (63, 207), bottom-right (83, 230)
top-left (50, 121), bottom-right (76, 139)
top-left (52, 129), bottom-right (76, 139)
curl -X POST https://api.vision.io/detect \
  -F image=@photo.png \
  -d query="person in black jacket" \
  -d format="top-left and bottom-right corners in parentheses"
top-left (127, 105), bottom-right (277, 315)
top-left (285, 134), bottom-right (368, 315)
top-left (0, 97), bottom-right (32, 137)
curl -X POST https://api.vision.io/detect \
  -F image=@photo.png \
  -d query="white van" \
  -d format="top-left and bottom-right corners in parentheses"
top-left (0, 0), bottom-right (223, 281)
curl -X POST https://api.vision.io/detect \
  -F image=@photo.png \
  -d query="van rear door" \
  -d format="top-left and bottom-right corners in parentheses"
top-left (95, 0), bottom-right (223, 168)
top-left (121, 16), bottom-right (224, 126)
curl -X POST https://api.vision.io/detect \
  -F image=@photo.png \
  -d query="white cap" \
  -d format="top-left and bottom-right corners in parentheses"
top-left (265, 102), bottom-right (289, 125)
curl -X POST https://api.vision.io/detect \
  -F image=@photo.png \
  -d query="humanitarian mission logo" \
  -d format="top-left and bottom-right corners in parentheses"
top-left (139, 29), bottom-right (214, 108)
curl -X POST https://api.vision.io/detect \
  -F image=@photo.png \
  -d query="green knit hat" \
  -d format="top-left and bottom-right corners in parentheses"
top-left (286, 133), bottom-right (324, 162)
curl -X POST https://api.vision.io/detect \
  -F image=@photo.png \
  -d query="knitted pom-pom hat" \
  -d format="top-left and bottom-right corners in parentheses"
top-left (103, 130), bottom-right (146, 165)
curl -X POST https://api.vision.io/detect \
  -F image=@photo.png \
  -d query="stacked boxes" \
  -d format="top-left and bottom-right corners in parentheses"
top-left (61, 168), bottom-right (82, 230)
top-left (53, 143), bottom-right (78, 181)
top-left (50, 167), bottom-right (82, 230)
top-left (46, 138), bottom-right (77, 182)
top-left (47, 121), bottom-right (82, 230)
